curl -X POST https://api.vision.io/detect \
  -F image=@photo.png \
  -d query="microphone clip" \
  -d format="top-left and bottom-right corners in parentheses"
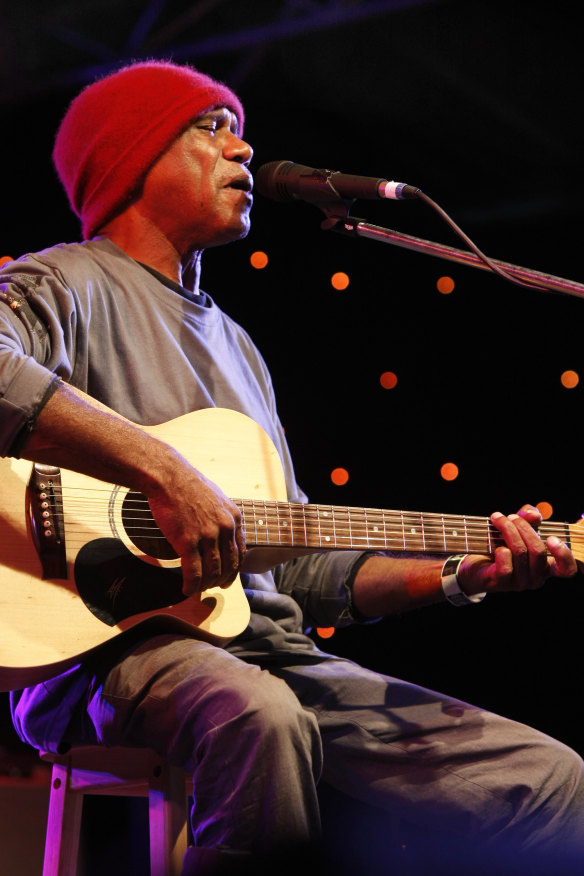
top-left (309, 169), bottom-right (354, 229)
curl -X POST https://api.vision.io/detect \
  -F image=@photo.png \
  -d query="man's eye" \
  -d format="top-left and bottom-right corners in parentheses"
top-left (196, 123), bottom-right (217, 134)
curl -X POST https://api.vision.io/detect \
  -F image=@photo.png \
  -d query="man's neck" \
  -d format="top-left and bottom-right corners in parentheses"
top-left (98, 210), bottom-right (202, 292)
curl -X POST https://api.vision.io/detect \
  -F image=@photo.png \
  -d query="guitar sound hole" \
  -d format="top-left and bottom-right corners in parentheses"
top-left (121, 490), bottom-right (178, 560)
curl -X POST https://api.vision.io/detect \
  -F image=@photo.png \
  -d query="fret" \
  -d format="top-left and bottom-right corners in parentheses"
top-left (418, 513), bottom-right (448, 552)
top-left (276, 501), bottom-right (293, 547)
top-left (349, 506), bottom-right (368, 549)
top-left (318, 506), bottom-right (336, 548)
top-left (267, 500), bottom-right (281, 545)
top-left (458, 515), bottom-right (491, 554)
top-left (442, 514), bottom-right (470, 554)
top-left (381, 509), bottom-right (397, 550)
top-left (377, 510), bottom-right (387, 549)
top-left (330, 505), bottom-right (338, 548)
top-left (253, 500), bottom-right (268, 545)
top-left (347, 507), bottom-right (361, 548)
top-left (401, 512), bottom-right (426, 552)
top-left (304, 505), bottom-right (321, 548)
top-left (298, 503), bottom-right (308, 547)
top-left (239, 501), bottom-right (255, 546)
top-left (392, 509), bottom-right (406, 550)
top-left (362, 508), bottom-right (370, 549)
top-left (273, 500), bottom-right (281, 546)
top-left (420, 512), bottom-right (426, 551)
top-left (365, 509), bottom-right (386, 549)
top-left (316, 505), bottom-right (323, 548)
top-left (287, 502), bottom-right (294, 546)
top-left (346, 506), bottom-right (358, 548)
top-left (331, 506), bottom-right (351, 548)
top-left (262, 500), bottom-right (274, 545)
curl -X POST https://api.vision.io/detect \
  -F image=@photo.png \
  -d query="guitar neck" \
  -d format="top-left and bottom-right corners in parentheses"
top-left (237, 500), bottom-right (571, 556)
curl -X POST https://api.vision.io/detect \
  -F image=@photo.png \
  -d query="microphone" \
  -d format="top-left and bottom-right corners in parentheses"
top-left (255, 160), bottom-right (421, 205)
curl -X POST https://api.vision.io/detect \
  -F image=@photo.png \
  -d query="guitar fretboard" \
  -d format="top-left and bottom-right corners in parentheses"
top-left (237, 500), bottom-right (570, 555)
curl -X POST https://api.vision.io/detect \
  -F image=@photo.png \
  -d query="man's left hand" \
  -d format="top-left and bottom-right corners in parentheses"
top-left (458, 504), bottom-right (579, 596)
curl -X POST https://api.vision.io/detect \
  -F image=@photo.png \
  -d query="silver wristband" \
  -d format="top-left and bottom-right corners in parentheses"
top-left (441, 555), bottom-right (486, 607)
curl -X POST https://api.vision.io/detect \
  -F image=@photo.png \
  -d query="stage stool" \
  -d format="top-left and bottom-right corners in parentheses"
top-left (40, 745), bottom-right (190, 876)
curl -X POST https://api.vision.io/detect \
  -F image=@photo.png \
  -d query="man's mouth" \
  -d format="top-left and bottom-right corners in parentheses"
top-left (226, 176), bottom-right (253, 193)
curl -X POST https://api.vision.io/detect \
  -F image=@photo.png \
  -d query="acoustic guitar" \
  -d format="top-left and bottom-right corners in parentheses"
top-left (1, 406), bottom-right (582, 690)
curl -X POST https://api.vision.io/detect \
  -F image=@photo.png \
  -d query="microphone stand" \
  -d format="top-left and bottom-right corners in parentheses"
top-left (317, 200), bottom-right (584, 299)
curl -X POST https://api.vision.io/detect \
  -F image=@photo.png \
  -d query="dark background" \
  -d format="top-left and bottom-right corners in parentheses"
top-left (2, 0), bottom-right (583, 766)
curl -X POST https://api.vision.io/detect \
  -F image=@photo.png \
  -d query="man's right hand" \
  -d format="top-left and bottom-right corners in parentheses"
top-left (147, 459), bottom-right (246, 596)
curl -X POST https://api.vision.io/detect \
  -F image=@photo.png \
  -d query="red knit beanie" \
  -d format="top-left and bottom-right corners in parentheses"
top-left (53, 60), bottom-right (245, 239)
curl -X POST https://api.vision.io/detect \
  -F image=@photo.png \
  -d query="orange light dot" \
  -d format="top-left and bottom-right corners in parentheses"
top-left (437, 275), bottom-right (455, 294)
top-left (331, 467), bottom-right (349, 486)
top-left (560, 369), bottom-right (579, 389)
top-left (250, 250), bottom-right (268, 269)
top-left (380, 371), bottom-right (398, 390)
top-left (316, 627), bottom-right (335, 639)
top-left (331, 271), bottom-right (350, 290)
top-left (0, 255), bottom-right (13, 267)
top-left (440, 462), bottom-right (459, 482)
top-left (536, 501), bottom-right (553, 520)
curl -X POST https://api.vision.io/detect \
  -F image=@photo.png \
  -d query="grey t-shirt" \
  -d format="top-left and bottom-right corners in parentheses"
top-left (2, 238), bottom-right (371, 750)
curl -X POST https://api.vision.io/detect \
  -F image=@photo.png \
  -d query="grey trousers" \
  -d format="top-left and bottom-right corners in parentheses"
top-left (72, 631), bottom-right (584, 871)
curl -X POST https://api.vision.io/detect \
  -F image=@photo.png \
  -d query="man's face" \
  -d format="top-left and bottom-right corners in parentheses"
top-left (137, 107), bottom-right (253, 253)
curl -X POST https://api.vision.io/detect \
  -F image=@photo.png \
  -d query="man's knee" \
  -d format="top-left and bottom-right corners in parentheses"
top-left (515, 735), bottom-right (584, 809)
top-left (219, 670), bottom-right (320, 759)
top-left (175, 662), bottom-right (321, 779)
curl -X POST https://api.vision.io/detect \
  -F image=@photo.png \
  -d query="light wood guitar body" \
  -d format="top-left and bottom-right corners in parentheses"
top-left (0, 408), bottom-right (284, 689)
top-left (1, 406), bottom-right (582, 690)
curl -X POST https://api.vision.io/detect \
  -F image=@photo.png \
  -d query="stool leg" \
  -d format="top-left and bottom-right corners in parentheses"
top-left (43, 760), bottom-right (84, 876)
top-left (148, 761), bottom-right (188, 876)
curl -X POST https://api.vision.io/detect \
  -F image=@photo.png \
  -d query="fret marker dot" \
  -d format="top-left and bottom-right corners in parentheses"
top-left (452, 530), bottom-right (458, 537)
top-left (325, 536), bottom-right (331, 542)
top-left (258, 519), bottom-right (264, 526)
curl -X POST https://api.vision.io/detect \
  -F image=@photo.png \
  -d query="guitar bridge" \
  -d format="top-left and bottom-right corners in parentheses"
top-left (28, 463), bottom-right (67, 579)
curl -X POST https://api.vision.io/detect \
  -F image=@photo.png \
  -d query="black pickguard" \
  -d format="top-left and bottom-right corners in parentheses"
top-left (75, 538), bottom-right (186, 626)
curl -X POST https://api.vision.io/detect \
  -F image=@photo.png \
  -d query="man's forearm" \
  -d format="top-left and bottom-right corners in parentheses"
top-left (19, 381), bottom-right (246, 593)
top-left (19, 381), bottom-right (180, 496)
top-left (351, 554), bottom-right (447, 617)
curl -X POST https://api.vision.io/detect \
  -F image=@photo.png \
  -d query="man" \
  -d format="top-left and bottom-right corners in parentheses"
top-left (1, 61), bottom-right (582, 874)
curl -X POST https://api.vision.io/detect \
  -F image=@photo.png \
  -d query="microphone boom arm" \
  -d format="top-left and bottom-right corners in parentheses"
top-left (334, 215), bottom-right (584, 299)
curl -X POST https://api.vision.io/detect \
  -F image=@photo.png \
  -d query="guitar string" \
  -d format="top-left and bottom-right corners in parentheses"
top-left (36, 529), bottom-right (583, 555)
top-left (42, 490), bottom-right (579, 534)
top-left (37, 487), bottom-right (579, 536)
top-left (39, 493), bottom-right (571, 529)
top-left (32, 488), bottom-right (583, 551)
top-left (37, 483), bottom-right (579, 533)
